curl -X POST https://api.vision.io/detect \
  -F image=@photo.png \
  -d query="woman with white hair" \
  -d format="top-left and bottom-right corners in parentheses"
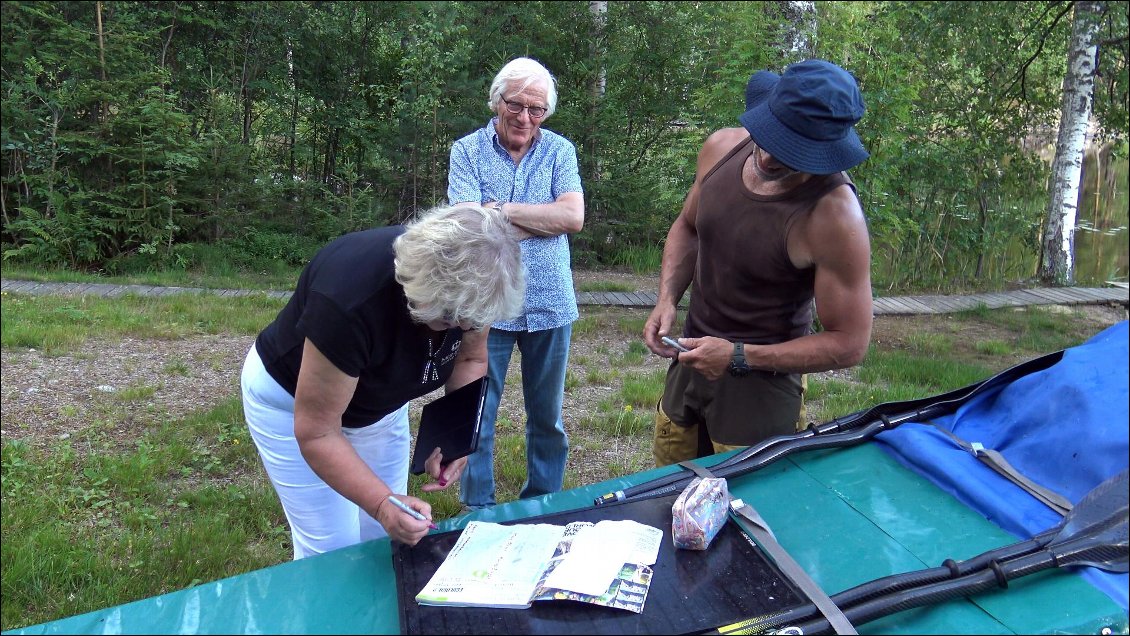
top-left (240, 204), bottom-right (525, 557)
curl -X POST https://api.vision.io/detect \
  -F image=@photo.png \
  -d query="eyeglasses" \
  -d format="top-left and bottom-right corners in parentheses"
top-left (501, 97), bottom-right (547, 119)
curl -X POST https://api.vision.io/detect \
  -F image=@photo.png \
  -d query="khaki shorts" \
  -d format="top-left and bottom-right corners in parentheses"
top-left (653, 362), bottom-right (807, 467)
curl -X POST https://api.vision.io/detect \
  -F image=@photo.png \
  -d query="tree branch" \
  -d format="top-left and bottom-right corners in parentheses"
top-left (1003, 1), bottom-right (1075, 100)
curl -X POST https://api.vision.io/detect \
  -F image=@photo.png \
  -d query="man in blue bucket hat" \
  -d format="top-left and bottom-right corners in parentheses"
top-left (643, 59), bottom-right (875, 465)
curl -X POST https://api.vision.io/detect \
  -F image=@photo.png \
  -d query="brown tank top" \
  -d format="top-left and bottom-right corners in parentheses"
top-left (685, 136), bottom-right (854, 344)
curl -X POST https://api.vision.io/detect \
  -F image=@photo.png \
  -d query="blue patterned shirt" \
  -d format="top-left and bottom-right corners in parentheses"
top-left (448, 119), bottom-right (584, 332)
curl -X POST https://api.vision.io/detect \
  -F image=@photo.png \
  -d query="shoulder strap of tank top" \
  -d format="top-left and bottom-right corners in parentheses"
top-left (701, 135), bottom-right (755, 186)
top-left (788, 171), bottom-right (856, 205)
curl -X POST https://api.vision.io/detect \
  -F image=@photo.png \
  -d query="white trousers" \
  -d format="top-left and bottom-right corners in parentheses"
top-left (240, 345), bottom-right (410, 560)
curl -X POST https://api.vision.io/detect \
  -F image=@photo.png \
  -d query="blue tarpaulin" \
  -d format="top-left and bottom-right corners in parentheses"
top-left (875, 320), bottom-right (1130, 610)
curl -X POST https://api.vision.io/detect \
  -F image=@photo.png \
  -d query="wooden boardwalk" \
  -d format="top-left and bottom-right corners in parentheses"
top-left (576, 286), bottom-right (1128, 315)
top-left (2, 278), bottom-right (1127, 316)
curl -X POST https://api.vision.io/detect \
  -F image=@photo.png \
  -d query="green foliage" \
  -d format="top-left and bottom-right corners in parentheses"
top-left (219, 228), bottom-right (322, 269)
top-left (906, 331), bottom-right (955, 355)
top-left (859, 350), bottom-right (993, 395)
top-left (618, 369), bottom-right (666, 409)
top-left (570, 314), bottom-right (602, 336)
top-left (0, 292), bottom-right (284, 353)
top-left (576, 280), bottom-right (635, 293)
top-left (609, 242), bottom-right (664, 274)
top-left (2, 1), bottom-right (1128, 289)
top-left (975, 339), bottom-right (1012, 355)
top-left (816, 1), bottom-right (1083, 292)
top-left (620, 340), bottom-right (648, 365)
top-left (1, 399), bottom-right (286, 630)
top-left (584, 402), bottom-right (651, 437)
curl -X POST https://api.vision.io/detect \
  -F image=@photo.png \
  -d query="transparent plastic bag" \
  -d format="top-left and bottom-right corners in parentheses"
top-left (671, 476), bottom-right (730, 550)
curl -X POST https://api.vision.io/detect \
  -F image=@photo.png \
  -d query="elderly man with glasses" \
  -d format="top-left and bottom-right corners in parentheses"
top-left (447, 56), bottom-right (584, 510)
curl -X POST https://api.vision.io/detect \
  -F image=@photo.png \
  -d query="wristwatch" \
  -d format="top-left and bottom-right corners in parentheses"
top-left (728, 341), bottom-right (752, 377)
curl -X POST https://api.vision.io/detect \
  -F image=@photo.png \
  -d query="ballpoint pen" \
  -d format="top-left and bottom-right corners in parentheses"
top-left (386, 495), bottom-right (438, 530)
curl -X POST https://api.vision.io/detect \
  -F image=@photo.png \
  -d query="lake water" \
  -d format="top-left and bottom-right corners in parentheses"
top-left (1074, 152), bottom-right (1129, 285)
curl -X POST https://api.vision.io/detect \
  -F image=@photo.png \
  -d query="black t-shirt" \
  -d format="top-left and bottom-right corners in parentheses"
top-left (254, 226), bottom-right (463, 427)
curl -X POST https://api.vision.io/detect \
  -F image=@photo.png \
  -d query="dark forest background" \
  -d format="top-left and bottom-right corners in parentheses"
top-left (2, 1), bottom-right (1127, 291)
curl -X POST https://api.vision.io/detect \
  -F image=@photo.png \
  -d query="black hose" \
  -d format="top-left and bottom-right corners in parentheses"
top-left (744, 530), bottom-right (1057, 632)
top-left (624, 421), bottom-right (891, 505)
top-left (599, 350), bottom-right (1065, 507)
top-left (725, 469), bottom-right (1127, 635)
top-left (787, 550), bottom-right (1055, 634)
top-left (784, 527), bottom-right (1124, 634)
top-left (595, 427), bottom-right (823, 506)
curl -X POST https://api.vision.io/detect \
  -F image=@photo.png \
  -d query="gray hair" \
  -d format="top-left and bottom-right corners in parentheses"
top-left (394, 204), bottom-right (525, 328)
top-left (487, 57), bottom-right (558, 119)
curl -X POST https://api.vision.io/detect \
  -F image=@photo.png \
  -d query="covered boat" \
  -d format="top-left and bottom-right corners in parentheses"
top-left (6, 322), bottom-right (1127, 635)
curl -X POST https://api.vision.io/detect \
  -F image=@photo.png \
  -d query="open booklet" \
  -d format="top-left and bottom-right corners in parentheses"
top-left (415, 519), bottom-right (663, 613)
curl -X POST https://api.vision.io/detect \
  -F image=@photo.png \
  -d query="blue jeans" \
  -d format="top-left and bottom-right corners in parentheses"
top-left (460, 325), bottom-right (571, 508)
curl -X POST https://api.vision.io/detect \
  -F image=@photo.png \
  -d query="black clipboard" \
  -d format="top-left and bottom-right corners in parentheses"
top-left (410, 376), bottom-right (488, 475)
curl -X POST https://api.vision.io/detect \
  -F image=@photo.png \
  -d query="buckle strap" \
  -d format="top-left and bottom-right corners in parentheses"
top-left (678, 460), bottom-right (718, 480)
top-left (933, 426), bottom-right (1073, 516)
top-left (730, 499), bottom-right (857, 635)
top-left (680, 462), bottom-right (855, 633)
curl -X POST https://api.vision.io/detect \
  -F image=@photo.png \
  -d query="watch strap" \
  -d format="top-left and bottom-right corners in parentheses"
top-left (729, 341), bottom-right (751, 377)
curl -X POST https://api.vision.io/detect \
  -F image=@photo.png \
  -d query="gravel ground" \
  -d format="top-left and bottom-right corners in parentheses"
top-left (2, 272), bottom-right (1125, 490)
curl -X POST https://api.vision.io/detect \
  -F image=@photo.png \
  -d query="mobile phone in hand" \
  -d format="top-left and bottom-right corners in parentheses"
top-left (661, 336), bottom-right (690, 352)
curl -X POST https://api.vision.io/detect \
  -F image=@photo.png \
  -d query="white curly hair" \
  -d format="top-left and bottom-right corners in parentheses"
top-left (394, 204), bottom-right (525, 328)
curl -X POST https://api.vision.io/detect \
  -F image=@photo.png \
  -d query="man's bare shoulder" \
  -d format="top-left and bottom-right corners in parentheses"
top-left (702, 127), bottom-right (750, 151)
top-left (698, 127), bottom-right (750, 171)
top-left (811, 183), bottom-right (866, 225)
top-left (792, 184), bottom-right (870, 267)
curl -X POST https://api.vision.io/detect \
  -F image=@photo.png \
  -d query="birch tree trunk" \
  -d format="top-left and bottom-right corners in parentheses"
top-left (1039, 0), bottom-right (1102, 286)
top-left (589, 0), bottom-right (607, 100)
top-left (585, 1), bottom-right (607, 209)
top-left (287, 38), bottom-right (298, 180)
top-left (778, 1), bottom-right (817, 65)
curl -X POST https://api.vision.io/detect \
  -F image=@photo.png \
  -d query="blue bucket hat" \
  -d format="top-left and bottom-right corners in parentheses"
top-left (739, 59), bottom-right (868, 175)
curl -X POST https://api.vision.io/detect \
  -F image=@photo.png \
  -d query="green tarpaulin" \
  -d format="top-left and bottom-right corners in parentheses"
top-left (6, 443), bottom-right (1126, 635)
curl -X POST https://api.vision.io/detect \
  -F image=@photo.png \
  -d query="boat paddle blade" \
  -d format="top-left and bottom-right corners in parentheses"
top-left (1048, 469), bottom-right (1129, 573)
